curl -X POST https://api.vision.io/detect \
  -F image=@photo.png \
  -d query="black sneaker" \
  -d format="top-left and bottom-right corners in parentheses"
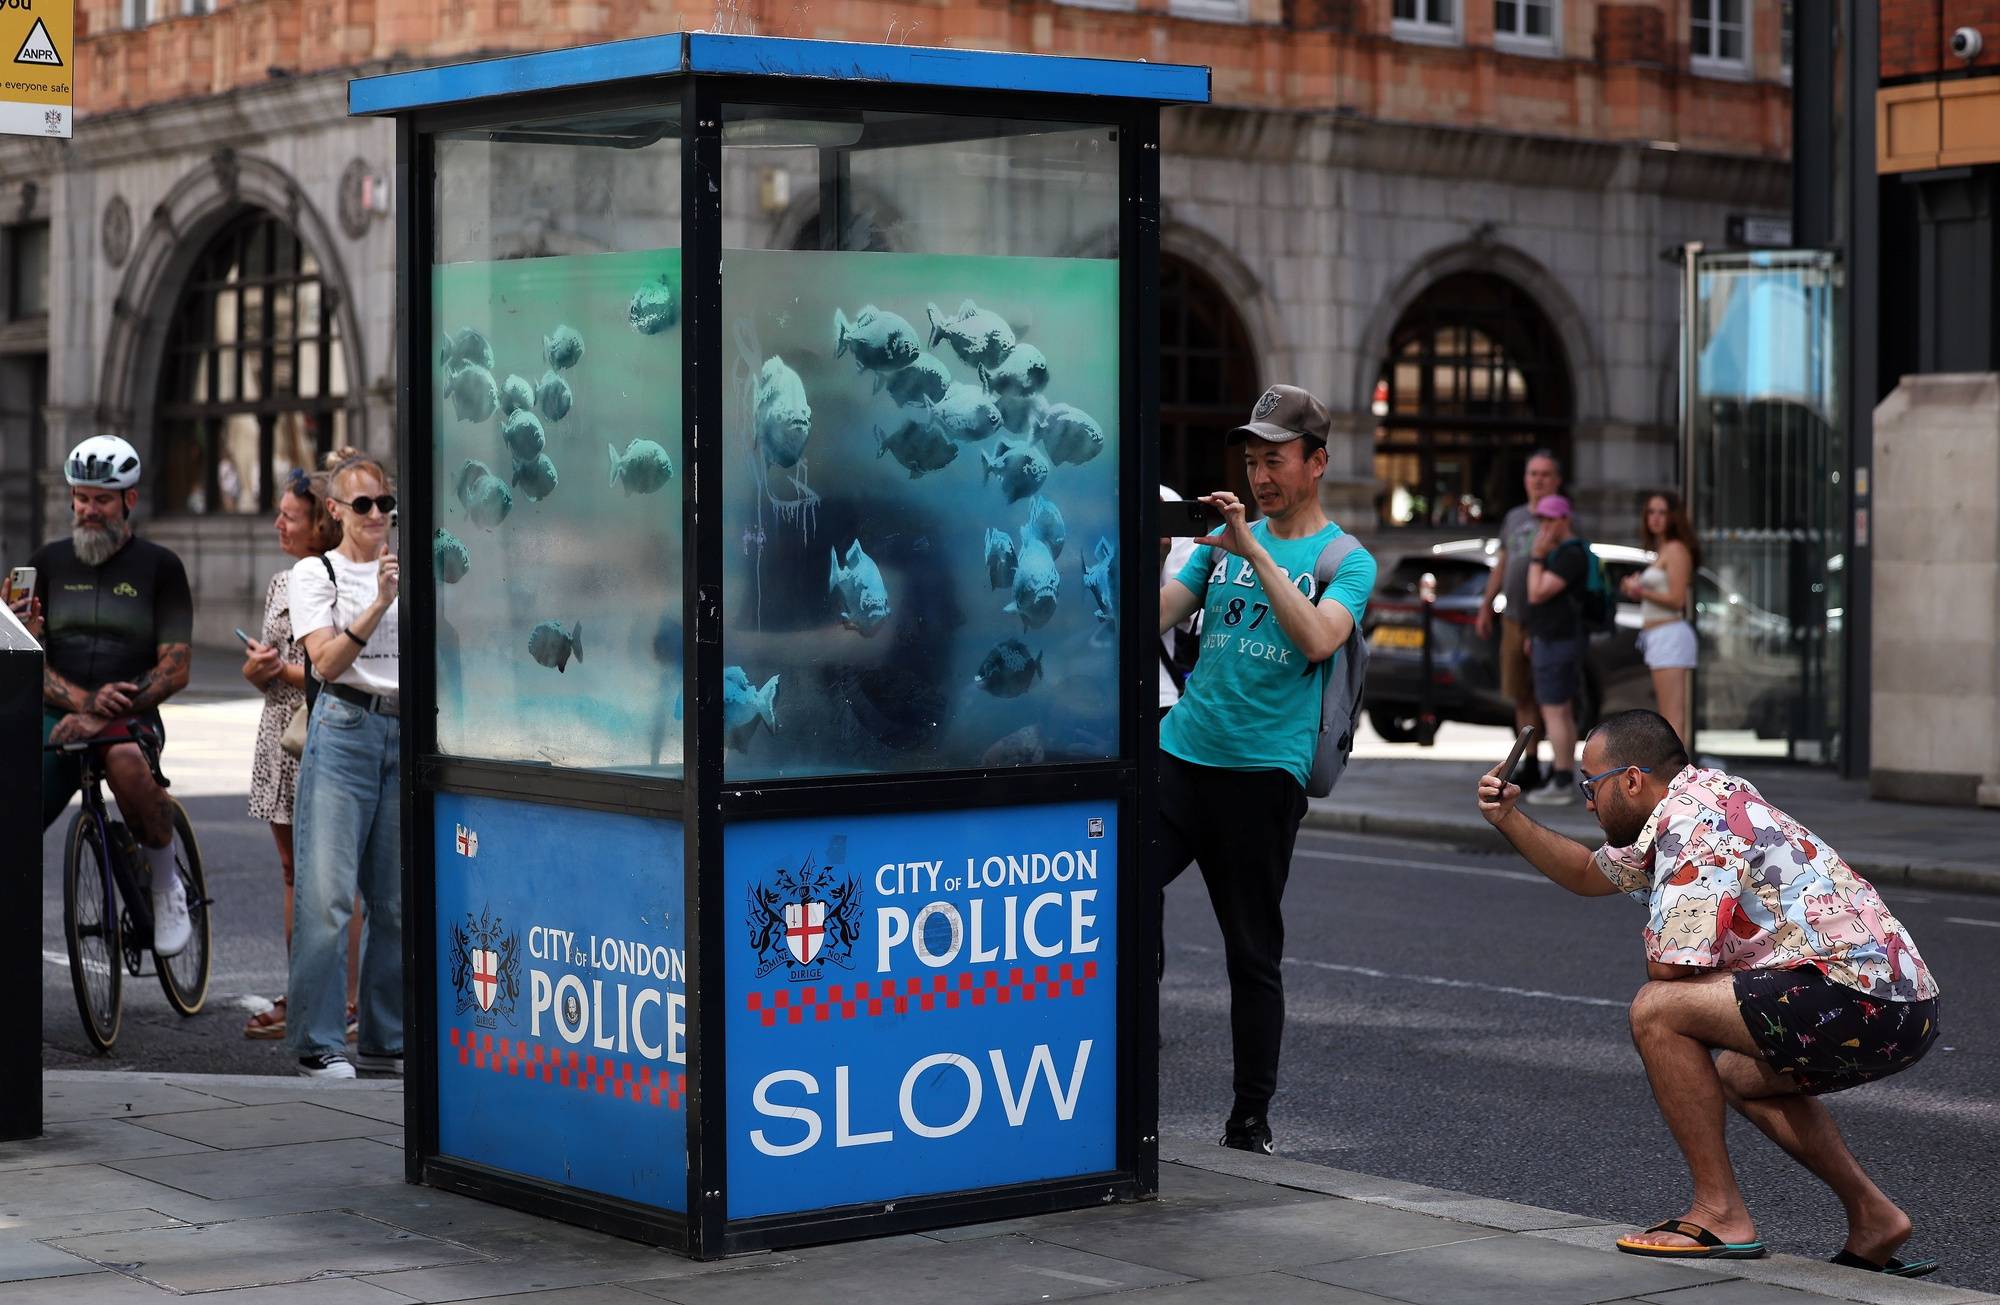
top-left (1220, 1114), bottom-right (1273, 1155)
top-left (298, 1053), bottom-right (356, 1080)
top-left (1513, 756), bottom-right (1545, 792)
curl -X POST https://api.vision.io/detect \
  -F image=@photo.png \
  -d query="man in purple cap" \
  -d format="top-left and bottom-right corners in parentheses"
top-left (1524, 492), bottom-right (1587, 803)
top-left (1157, 384), bottom-right (1377, 1155)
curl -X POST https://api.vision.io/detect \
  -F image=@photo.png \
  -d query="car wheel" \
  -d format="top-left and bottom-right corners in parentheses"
top-left (1368, 706), bottom-right (1423, 744)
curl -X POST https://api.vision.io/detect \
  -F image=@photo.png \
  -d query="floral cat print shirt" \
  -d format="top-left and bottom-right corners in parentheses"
top-left (1592, 767), bottom-right (1939, 1001)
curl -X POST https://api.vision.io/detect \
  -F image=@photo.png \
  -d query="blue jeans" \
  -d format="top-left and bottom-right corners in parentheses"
top-left (287, 692), bottom-right (402, 1060)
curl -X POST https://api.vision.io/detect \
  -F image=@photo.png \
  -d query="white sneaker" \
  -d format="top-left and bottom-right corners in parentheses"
top-left (356, 1052), bottom-right (404, 1076)
top-left (152, 871), bottom-right (192, 958)
top-left (299, 1053), bottom-right (357, 1079)
top-left (1527, 777), bottom-right (1576, 806)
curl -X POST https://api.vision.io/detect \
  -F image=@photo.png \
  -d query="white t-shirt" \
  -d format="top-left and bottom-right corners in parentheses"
top-left (1159, 534), bottom-right (1198, 708)
top-left (291, 551), bottom-right (399, 697)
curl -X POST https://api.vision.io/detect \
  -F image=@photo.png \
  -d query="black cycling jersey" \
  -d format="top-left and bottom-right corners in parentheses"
top-left (31, 535), bottom-right (193, 692)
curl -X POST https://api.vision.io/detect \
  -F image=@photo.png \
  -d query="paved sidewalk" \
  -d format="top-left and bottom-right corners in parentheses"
top-left (1311, 758), bottom-right (2000, 896)
top-left (0, 1072), bottom-right (1991, 1304)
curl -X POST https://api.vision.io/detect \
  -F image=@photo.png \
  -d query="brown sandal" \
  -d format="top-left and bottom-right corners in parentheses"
top-left (244, 996), bottom-right (286, 1040)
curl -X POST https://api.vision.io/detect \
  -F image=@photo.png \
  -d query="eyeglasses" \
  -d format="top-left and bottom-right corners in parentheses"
top-left (1578, 764), bottom-right (1651, 803)
top-left (332, 494), bottom-right (396, 517)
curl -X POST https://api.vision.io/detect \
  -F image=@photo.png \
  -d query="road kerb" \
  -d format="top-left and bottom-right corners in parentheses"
top-left (1301, 807), bottom-right (2000, 899)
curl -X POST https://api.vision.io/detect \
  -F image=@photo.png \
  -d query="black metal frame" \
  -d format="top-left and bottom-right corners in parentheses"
top-left (394, 67), bottom-right (1164, 1259)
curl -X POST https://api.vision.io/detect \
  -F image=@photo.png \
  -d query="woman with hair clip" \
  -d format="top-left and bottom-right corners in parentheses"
top-left (1620, 490), bottom-right (1700, 747)
top-left (287, 448), bottom-right (402, 1079)
top-left (240, 468), bottom-right (363, 1041)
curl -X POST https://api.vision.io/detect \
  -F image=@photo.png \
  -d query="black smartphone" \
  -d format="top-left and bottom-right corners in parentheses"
top-left (233, 627), bottom-right (256, 649)
top-left (1501, 725), bottom-right (1537, 782)
top-left (1160, 498), bottom-right (1226, 538)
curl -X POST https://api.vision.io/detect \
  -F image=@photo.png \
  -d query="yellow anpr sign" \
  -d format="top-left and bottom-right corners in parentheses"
top-left (1, 0), bottom-right (72, 140)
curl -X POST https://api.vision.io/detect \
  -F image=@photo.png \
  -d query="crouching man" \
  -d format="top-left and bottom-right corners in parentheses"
top-left (1476, 709), bottom-right (1941, 1278)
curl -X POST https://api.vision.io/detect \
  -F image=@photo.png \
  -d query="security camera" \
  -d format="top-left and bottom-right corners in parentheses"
top-left (1952, 27), bottom-right (1983, 60)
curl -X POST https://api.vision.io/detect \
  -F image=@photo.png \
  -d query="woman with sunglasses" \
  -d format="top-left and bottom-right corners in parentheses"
top-left (240, 469), bottom-right (361, 1041)
top-left (287, 448), bottom-right (402, 1080)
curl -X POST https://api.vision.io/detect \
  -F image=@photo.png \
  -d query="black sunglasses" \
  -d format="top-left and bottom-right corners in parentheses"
top-left (332, 494), bottom-right (397, 517)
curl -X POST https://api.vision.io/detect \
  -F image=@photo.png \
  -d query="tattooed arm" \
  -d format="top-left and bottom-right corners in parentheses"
top-left (44, 664), bottom-right (92, 715)
top-left (125, 643), bottom-right (192, 714)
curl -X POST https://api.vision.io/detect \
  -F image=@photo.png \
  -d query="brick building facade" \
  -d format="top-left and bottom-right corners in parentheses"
top-left (0, 0), bottom-right (1792, 644)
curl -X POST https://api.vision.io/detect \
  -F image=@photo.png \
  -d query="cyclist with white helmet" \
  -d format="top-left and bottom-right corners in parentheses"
top-left (8, 435), bottom-right (195, 955)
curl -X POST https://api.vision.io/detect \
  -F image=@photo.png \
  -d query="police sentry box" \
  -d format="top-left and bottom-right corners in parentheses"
top-left (353, 35), bottom-right (1207, 1255)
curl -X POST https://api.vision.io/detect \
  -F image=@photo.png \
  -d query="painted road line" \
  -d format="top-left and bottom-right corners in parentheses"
top-left (1177, 942), bottom-right (1625, 1009)
top-left (1294, 847), bottom-right (1546, 884)
top-left (1947, 916), bottom-right (2000, 929)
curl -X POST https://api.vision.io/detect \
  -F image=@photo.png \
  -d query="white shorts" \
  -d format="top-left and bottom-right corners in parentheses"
top-left (1638, 620), bottom-right (1697, 670)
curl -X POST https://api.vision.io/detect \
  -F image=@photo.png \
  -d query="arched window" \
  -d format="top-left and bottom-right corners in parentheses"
top-left (155, 211), bottom-right (352, 515)
top-left (1374, 272), bottom-right (1572, 528)
top-left (1159, 254), bottom-right (1260, 500)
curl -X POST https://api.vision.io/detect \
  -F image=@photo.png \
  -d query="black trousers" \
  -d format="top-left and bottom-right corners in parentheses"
top-left (1155, 751), bottom-right (1309, 1116)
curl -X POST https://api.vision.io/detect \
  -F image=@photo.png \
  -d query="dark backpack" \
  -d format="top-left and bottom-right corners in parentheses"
top-left (1305, 533), bottom-right (1370, 799)
top-left (1556, 537), bottom-right (1615, 636)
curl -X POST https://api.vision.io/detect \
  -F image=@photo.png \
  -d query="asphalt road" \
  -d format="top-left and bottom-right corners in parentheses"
top-left (32, 708), bottom-right (1997, 1292)
top-left (1160, 826), bottom-right (2000, 1295)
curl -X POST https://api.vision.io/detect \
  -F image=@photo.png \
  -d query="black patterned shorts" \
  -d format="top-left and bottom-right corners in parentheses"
top-left (1734, 967), bottom-right (1939, 1096)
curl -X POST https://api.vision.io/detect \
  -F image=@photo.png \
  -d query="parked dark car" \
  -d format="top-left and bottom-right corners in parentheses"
top-left (1362, 539), bottom-right (1804, 744)
top-left (1361, 539), bottom-right (1653, 743)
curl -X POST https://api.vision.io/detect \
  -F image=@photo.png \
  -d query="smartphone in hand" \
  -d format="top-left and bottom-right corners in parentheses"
top-left (233, 627), bottom-right (257, 650)
top-left (4, 565), bottom-right (34, 605)
top-left (1159, 498), bottom-right (1226, 538)
top-left (1500, 725), bottom-right (1537, 783)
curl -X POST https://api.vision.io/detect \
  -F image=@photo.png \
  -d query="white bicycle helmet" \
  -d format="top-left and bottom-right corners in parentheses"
top-left (66, 435), bottom-right (142, 490)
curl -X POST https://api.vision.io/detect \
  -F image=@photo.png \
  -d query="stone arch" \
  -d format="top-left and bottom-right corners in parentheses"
top-left (96, 150), bottom-right (368, 475)
top-left (1354, 238), bottom-right (1607, 425)
top-left (1160, 220), bottom-right (1282, 383)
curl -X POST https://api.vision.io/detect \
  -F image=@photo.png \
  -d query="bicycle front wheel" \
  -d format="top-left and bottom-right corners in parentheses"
top-left (63, 813), bottom-right (123, 1052)
top-left (155, 798), bottom-right (211, 1016)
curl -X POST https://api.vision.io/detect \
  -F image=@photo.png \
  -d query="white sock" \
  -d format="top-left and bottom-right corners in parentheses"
top-left (144, 840), bottom-right (181, 899)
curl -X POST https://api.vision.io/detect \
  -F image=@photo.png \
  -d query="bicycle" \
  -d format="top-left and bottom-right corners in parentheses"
top-left (45, 725), bottom-right (212, 1051)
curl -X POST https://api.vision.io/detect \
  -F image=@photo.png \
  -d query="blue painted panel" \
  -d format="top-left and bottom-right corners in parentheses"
top-left (688, 33), bottom-right (1210, 103)
top-left (349, 34), bottom-right (686, 116)
top-left (724, 802), bottom-right (1118, 1219)
top-left (349, 33), bottom-right (1208, 116)
top-left (433, 793), bottom-right (687, 1212)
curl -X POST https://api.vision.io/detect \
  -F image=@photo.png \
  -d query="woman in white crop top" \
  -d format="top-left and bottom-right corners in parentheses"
top-left (1618, 491), bottom-right (1698, 745)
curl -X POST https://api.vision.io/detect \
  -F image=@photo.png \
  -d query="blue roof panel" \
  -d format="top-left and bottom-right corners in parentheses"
top-left (349, 34), bottom-right (687, 116)
top-left (687, 33), bottom-right (1209, 103)
top-left (350, 32), bottom-right (1208, 116)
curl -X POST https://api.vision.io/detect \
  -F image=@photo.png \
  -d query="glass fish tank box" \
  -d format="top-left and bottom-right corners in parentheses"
top-left (352, 33), bottom-right (1208, 1258)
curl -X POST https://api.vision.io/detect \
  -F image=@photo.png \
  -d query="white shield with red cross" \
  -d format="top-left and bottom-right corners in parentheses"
top-left (472, 948), bottom-right (499, 1011)
top-left (784, 901), bottom-right (827, 966)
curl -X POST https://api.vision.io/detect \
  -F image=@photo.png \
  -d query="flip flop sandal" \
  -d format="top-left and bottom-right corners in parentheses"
top-left (243, 997), bottom-right (287, 1040)
top-left (1616, 1220), bottom-right (1766, 1260)
top-left (1831, 1249), bottom-right (1939, 1278)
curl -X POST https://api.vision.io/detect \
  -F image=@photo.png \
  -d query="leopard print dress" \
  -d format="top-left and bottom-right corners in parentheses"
top-left (247, 569), bottom-right (307, 826)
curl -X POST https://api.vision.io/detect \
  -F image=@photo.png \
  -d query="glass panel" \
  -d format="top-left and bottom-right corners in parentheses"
top-left (721, 107), bottom-right (1120, 781)
top-left (213, 291), bottom-right (238, 346)
top-left (431, 108), bottom-right (683, 775)
top-left (8, 223), bottom-right (50, 318)
top-left (218, 413), bottom-right (261, 513)
top-left (160, 421), bottom-right (211, 515)
top-left (274, 412), bottom-right (315, 496)
top-left (242, 284), bottom-right (265, 341)
top-left (1689, 250), bottom-right (1841, 763)
top-left (216, 346), bottom-right (238, 402)
top-left (328, 337), bottom-right (348, 397)
top-left (1426, 0), bottom-right (1452, 25)
top-left (299, 339), bottom-right (321, 399)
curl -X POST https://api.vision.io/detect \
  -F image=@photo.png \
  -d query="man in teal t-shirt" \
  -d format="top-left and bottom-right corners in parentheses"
top-left (1157, 384), bottom-right (1377, 1157)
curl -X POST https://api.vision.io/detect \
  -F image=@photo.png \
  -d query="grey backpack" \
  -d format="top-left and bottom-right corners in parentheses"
top-left (1305, 533), bottom-right (1369, 799)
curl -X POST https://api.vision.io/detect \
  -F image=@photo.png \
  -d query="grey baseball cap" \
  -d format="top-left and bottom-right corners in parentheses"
top-left (1228, 384), bottom-right (1331, 446)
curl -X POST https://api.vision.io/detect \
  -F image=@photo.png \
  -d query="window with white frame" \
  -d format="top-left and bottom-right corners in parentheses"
top-left (1691, 0), bottom-right (1748, 71)
top-left (1393, 0), bottom-right (1459, 41)
top-left (1168, 0), bottom-right (1250, 20)
top-left (1494, 0), bottom-right (1556, 48)
top-left (121, 0), bottom-right (150, 27)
